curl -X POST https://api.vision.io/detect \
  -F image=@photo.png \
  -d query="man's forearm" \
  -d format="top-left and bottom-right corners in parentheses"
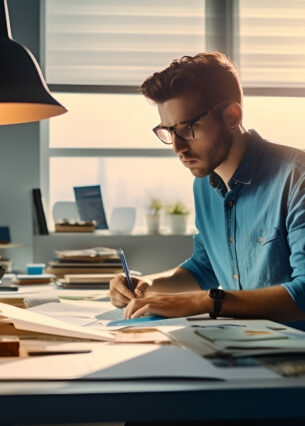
top-left (220, 285), bottom-right (305, 322)
top-left (143, 266), bottom-right (201, 294)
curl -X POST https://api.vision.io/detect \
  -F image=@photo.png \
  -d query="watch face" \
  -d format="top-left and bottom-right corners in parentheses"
top-left (209, 288), bottom-right (226, 300)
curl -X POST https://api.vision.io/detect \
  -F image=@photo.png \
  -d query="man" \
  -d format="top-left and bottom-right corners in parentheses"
top-left (110, 51), bottom-right (305, 329)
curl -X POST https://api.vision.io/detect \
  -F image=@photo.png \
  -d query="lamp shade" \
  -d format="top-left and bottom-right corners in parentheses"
top-left (0, 0), bottom-right (67, 125)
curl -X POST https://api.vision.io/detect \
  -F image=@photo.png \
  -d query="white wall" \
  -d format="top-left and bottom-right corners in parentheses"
top-left (0, 0), bottom-right (41, 272)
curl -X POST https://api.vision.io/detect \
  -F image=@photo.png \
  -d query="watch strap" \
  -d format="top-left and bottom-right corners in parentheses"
top-left (209, 289), bottom-right (226, 319)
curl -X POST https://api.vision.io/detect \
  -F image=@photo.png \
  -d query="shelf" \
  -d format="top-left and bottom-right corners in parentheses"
top-left (33, 233), bottom-right (194, 275)
top-left (0, 243), bottom-right (25, 249)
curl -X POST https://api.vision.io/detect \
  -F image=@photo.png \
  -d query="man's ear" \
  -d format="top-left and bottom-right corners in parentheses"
top-left (223, 103), bottom-right (242, 132)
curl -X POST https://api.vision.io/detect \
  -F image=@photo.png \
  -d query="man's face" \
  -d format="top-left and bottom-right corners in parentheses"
top-left (157, 96), bottom-right (233, 178)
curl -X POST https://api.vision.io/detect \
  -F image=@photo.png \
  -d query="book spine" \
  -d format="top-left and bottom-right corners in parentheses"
top-left (32, 188), bottom-right (49, 235)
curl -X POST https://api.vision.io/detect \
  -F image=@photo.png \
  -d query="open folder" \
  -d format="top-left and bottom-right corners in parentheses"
top-left (0, 302), bottom-right (114, 341)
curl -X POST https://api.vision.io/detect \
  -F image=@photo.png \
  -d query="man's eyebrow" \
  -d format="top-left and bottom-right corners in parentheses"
top-left (160, 115), bottom-right (196, 129)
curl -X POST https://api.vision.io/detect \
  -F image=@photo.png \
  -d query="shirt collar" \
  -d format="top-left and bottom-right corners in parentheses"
top-left (209, 129), bottom-right (264, 190)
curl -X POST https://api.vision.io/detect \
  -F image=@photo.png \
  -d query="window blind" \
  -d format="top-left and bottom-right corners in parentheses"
top-left (45, 0), bottom-right (205, 86)
top-left (239, 0), bottom-right (305, 88)
top-left (45, 1), bottom-right (305, 90)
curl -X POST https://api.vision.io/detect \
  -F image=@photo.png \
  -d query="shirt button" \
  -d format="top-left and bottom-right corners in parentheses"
top-left (233, 273), bottom-right (238, 280)
top-left (258, 237), bottom-right (263, 243)
top-left (227, 201), bottom-right (233, 207)
top-left (229, 237), bottom-right (234, 243)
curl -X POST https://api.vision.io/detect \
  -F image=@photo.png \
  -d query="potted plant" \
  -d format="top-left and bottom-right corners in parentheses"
top-left (167, 201), bottom-right (189, 234)
top-left (146, 198), bottom-right (163, 234)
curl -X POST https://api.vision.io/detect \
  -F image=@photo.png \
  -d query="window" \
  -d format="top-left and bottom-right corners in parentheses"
top-left (47, 92), bottom-right (196, 230)
top-left (239, 0), bottom-right (305, 90)
top-left (43, 0), bottom-right (205, 230)
top-left (243, 96), bottom-right (305, 150)
top-left (43, 0), bottom-right (305, 232)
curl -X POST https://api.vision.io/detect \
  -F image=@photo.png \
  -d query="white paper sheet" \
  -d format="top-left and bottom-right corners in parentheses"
top-left (29, 300), bottom-right (119, 326)
top-left (0, 342), bottom-right (279, 381)
top-left (29, 300), bottom-right (189, 328)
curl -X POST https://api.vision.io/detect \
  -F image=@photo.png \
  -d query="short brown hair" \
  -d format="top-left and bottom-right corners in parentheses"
top-left (140, 52), bottom-right (243, 108)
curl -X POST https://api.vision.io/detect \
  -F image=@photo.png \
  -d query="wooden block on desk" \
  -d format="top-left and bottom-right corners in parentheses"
top-left (0, 297), bottom-right (26, 308)
top-left (55, 220), bottom-right (96, 233)
top-left (0, 336), bottom-right (20, 357)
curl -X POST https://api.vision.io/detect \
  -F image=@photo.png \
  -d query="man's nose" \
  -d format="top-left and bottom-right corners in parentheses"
top-left (172, 133), bottom-right (188, 154)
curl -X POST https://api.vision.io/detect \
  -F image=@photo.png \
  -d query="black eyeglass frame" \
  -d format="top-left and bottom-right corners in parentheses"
top-left (152, 101), bottom-right (231, 145)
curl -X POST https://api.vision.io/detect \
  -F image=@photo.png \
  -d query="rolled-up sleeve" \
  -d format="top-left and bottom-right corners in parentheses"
top-left (180, 232), bottom-right (220, 290)
top-left (281, 175), bottom-right (305, 312)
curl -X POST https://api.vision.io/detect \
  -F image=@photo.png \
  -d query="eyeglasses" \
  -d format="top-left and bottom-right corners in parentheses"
top-left (152, 102), bottom-right (229, 145)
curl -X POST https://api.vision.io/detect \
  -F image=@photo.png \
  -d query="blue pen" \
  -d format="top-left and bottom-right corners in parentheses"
top-left (119, 248), bottom-right (134, 293)
top-left (118, 249), bottom-right (166, 323)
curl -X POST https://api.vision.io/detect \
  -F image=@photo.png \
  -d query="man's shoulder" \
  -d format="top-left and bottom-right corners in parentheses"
top-left (266, 143), bottom-right (305, 177)
top-left (265, 139), bottom-right (305, 160)
top-left (251, 130), bottom-right (305, 169)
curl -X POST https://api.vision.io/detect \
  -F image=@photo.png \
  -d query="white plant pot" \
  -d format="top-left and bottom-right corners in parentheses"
top-left (168, 214), bottom-right (188, 234)
top-left (146, 214), bottom-right (160, 234)
top-left (109, 207), bottom-right (136, 234)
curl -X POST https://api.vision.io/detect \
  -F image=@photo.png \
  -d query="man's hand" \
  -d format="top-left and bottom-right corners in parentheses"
top-left (123, 291), bottom-right (208, 319)
top-left (109, 274), bottom-right (151, 308)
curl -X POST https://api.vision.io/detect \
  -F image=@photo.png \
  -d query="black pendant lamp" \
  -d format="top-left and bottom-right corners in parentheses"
top-left (0, 0), bottom-right (67, 125)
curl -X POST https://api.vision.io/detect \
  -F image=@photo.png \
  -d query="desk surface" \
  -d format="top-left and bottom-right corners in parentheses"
top-left (1, 287), bottom-right (305, 425)
top-left (1, 377), bottom-right (305, 425)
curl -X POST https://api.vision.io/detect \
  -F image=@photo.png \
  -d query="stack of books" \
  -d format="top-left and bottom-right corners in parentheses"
top-left (45, 247), bottom-right (123, 283)
top-left (15, 274), bottom-right (55, 285)
top-left (57, 273), bottom-right (117, 289)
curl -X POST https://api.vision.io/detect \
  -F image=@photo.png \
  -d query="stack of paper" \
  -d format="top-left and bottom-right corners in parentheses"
top-left (45, 247), bottom-right (123, 278)
top-left (167, 323), bottom-right (305, 358)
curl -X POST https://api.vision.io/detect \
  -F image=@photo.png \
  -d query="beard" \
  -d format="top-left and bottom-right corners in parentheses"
top-left (189, 125), bottom-right (233, 178)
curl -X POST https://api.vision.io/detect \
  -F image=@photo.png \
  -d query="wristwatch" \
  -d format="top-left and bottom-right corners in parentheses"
top-left (209, 288), bottom-right (226, 319)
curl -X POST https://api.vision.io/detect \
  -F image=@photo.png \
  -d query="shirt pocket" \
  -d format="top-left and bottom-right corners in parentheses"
top-left (241, 227), bottom-right (291, 286)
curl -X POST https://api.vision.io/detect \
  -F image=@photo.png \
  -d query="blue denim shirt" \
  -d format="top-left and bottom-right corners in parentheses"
top-left (181, 130), bottom-right (305, 327)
